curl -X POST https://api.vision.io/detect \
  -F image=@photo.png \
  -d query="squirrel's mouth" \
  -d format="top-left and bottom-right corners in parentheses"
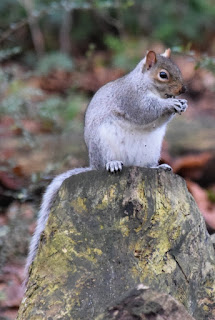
top-left (165, 94), bottom-right (175, 99)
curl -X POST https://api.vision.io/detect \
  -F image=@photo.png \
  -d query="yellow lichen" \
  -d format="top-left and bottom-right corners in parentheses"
top-left (137, 181), bottom-right (148, 223)
top-left (71, 197), bottom-right (87, 214)
top-left (66, 246), bottom-right (103, 264)
top-left (162, 254), bottom-right (177, 273)
top-left (96, 185), bottom-right (117, 210)
top-left (93, 248), bottom-right (103, 255)
top-left (115, 217), bottom-right (130, 237)
top-left (134, 225), bottom-right (143, 233)
top-left (137, 181), bottom-right (146, 205)
top-left (203, 305), bottom-right (209, 312)
top-left (129, 188), bottom-right (186, 280)
top-left (58, 188), bottom-right (67, 200)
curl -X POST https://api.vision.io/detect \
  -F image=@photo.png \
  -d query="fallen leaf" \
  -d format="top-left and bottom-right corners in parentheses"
top-left (187, 180), bottom-right (215, 230)
top-left (173, 153), bottom-right (212, 180)
top-left (0, 171), bottom-right (23, 190)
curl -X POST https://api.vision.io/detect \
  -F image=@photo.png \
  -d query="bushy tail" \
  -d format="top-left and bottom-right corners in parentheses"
top-left (25, 167), bottom-right (91, 285)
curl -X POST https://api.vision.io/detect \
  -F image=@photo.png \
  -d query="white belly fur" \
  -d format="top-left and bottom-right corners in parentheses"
top-left (99, 119), bottom-right (167, 167)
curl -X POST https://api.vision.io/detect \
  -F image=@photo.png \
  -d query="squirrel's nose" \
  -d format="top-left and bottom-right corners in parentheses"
top-left (179, 85), bottom-right (186, 94)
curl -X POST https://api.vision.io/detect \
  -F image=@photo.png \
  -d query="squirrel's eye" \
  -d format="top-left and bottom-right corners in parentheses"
top-left (159, 71), bottom-right (168, 79)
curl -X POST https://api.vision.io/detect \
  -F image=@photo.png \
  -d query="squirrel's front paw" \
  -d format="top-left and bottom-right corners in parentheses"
top-left (106, 161), bottom-right (123, 173)
top-left (172, 99), bottom-right (188, 115)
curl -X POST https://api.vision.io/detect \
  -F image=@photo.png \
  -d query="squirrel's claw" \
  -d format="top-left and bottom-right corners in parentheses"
top-left (106, 161), bottom-right (123, 173)
top-left (151, 164), bottom-right (172, 171)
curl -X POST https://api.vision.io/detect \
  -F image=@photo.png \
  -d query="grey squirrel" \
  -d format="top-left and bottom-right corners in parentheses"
top-left (26, 49), bottom-right (188, 279)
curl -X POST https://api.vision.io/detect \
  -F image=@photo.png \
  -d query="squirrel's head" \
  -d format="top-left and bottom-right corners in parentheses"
top-left (142, 49), bottom-right (186, 99)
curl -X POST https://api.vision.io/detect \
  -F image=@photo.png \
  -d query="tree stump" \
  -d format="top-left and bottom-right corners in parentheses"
top-left (96, 285), bottom-right (195, 320)
top-left (17, 167), bottom-right (215, 320)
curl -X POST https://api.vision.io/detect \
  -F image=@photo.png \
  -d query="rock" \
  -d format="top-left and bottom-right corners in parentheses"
top-left (17, 167), bottom-right (215, 320)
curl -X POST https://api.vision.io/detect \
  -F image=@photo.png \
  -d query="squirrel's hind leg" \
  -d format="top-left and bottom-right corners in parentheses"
top-left (151, 163), bottom-right (172, 171)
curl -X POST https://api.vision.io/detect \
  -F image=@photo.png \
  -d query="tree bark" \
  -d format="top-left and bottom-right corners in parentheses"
top-left (59, 9), bottom-right (72, 55)
top-left (17, 167), bottom-right (215, 320)
top-left (19, 0), bottom-right (45, 57)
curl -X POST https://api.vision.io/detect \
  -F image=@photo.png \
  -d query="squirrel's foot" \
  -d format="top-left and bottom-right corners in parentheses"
top-left (152, 163), bottom-right (172, 171)
top-left (172, 98), bottom-right (188, 115)
top-left (106, 161), bottom-right (123, 173)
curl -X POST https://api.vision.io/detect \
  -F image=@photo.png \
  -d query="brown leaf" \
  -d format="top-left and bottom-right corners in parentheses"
top-left (187, 180), bottom-right (215, 230)
top-left (0, 308), bottom-right (19, 320)
top-left (21, 120), bottom-right (43, 134)
top-left (0, 263), bottom-right (25, 309)
top-left (73, 67), bottom-right (124, 92)
top-left (39, 70), bottom-right (72, 93)
top-left (0, 116), bottom-right (19, 137)
top-left (173, 153), bottom-right (212, 180)
top-left (0, 171), bottom-right (22, 190)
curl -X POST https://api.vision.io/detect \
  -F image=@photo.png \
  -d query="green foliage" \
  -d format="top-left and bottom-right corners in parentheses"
top-left (145, 0), bottom-right (215, 46)
top-left (36, 52), bottom-right (74, 75)
top-left (0, 78), bottom-right (43, 117)
top-left (85, 43), bottom-right (96, 59)
top-left (104, 35), bottom-right (123, 53)
top-left (0, 0), bottom-right (214, 56)
top-left (37, 96), bottom-right (64, 120)
top-left (0, 64), bottom-right (85, 136)
top-left (0, 64), bottom-right (86, 152)
top-left (0, 80), bottom-right (85, 127)
top-left (104, 35), bottom-right (143, 70)
top-left (118, 0), bottom-right (215, 47)
top-left (0, 47), bottom-right (22, 62)
top-left (171, 44), bottom-right (215, 76)
top-left (64, 95), bottom-right (84, 121)
top-left (0, 69), bottom-right (9, 97)
top-left (195, 56), bottom-right (215, 74)
top-left (0, 0), bottom-right (25, 28)
top-left (37, 93), bottom-right (84, 124)
top-left (171, 43), bottom-right (193, 54)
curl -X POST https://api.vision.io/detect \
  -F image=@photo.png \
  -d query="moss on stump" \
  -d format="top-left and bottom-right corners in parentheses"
top-left (18, 167), bottom-right (215, 320)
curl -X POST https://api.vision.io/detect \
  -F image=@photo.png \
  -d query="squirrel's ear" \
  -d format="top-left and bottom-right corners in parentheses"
top-left (161, 48), bottom-right (171, 58)
top-left (145, 51), bottom-right (157, 70)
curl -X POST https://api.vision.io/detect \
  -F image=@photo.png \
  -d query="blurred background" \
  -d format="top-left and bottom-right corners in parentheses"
top-left (0, 0), bottom-right (215, 318)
